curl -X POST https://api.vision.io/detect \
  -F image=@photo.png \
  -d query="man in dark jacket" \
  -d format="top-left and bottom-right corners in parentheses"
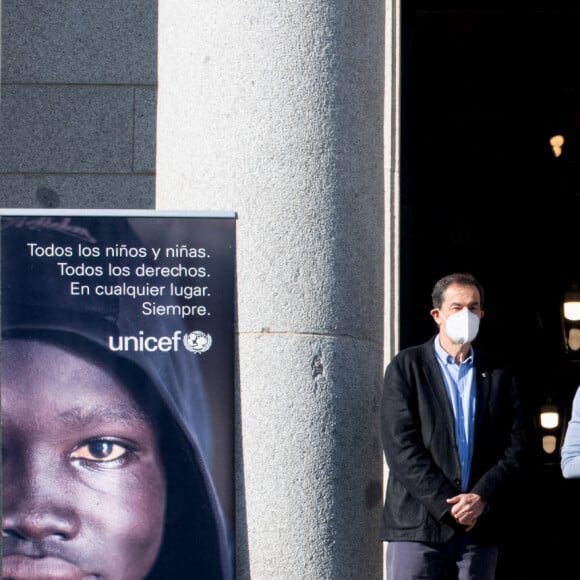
top-left (381, 272), bottom-right (526, 580)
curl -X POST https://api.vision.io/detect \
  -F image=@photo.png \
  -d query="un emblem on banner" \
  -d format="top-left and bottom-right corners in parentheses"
top-left (183, 330), bottom-right (213, 354)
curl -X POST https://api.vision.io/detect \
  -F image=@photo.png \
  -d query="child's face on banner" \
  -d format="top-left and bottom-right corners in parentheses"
top-left (1, 339), bottom-right (167, 580)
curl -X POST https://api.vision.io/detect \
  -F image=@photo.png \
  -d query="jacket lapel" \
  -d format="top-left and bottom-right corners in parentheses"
top-left (422, 341), bottom-right (456, 437)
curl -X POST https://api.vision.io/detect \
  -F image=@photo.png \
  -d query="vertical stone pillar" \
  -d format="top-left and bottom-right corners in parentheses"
top-left (157, 2), bottom-right (387, 578)
top-left (383, 2), bottom-right (401, 578)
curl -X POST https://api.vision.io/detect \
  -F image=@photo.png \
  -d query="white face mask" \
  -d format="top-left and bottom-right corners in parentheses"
top-left (443, 309), bottom-right (480, 344)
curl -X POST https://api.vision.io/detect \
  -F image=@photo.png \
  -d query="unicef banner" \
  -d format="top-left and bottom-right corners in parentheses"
top-left (0, 210), bottom-right (236, 580)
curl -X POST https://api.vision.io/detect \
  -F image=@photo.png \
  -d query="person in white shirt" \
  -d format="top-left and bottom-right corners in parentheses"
top-left (561, 386), bottom-right (580, 478)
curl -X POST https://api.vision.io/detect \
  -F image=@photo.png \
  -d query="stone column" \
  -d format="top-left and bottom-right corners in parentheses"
top-left (157, 2), bottom-right (388, 578)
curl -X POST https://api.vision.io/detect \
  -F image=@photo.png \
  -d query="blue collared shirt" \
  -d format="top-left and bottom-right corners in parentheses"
top-left (434, 336), bottom-right (476, 491)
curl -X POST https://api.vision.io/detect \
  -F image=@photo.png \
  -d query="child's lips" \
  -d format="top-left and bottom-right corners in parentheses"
top-left (1, 555), bottom-right (95, 580)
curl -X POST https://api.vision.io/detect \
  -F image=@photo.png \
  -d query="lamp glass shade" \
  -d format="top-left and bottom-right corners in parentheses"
top-left (542, 435), bottom-right (557, 454)
top-left (564, 301), bottom-right (580, 321)
top-left (540, 411), bottom-right (559, 429)
top-left (568, 328), bottom-right (580, 351)
top-left (540, 401), bottom-right (559, 429)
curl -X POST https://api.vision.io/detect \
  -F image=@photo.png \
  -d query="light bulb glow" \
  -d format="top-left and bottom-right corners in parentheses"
top-left (564, 301), bottom-right (580, 321)
top-left (550, 134), bottom-right (565, 157)
top-left (540, 411), bottom-right (559, 429)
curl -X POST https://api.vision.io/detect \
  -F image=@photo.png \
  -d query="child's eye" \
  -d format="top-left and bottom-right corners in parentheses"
top-left (71, 439), bottom-right (129, 462)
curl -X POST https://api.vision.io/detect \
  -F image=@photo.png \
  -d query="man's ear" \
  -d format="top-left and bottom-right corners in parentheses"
top-left (430, 308), bottom-right (441, 324)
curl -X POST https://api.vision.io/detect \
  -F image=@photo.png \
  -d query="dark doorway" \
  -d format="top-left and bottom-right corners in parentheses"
top-left (401, 3), bottom-right (580, 577)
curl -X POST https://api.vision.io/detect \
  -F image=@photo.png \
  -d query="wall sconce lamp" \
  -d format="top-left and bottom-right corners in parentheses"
top-left (562, 282), bottom-right (580, 356)
top-left (539, 399), bottom-right (560, 455)
top-left (550, 134), bottom-right (565, 158)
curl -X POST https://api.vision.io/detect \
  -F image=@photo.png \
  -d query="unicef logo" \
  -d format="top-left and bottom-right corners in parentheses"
top-left (183, 331), bottom-right (213, 354)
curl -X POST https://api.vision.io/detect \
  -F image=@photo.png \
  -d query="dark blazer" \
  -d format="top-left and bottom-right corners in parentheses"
top-left (380, 337), bottom-right (527, 544)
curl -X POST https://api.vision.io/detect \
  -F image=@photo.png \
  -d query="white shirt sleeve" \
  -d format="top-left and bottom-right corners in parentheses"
top-left (561, 386), bottom-right (580, 478)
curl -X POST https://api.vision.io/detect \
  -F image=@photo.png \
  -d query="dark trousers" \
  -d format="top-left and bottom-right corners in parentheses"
top-left (386, 533), bottom-right (498, 580)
